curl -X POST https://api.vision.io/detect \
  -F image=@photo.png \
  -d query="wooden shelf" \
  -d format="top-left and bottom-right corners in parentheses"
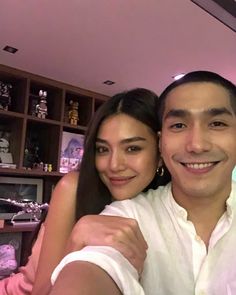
top-left (0, 64), bottom-right (109, 202)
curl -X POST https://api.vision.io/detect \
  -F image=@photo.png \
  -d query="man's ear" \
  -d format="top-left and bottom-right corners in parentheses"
top-left (157, 131), bottom-right (162, 153)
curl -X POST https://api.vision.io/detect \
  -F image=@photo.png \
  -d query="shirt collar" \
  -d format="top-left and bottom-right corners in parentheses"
top-left (163, 181), bottom-right (236, 221)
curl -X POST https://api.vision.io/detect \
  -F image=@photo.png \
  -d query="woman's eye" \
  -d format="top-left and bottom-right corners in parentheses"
top-left (127, 146), bottom-right (142, 152)
top-left (95, 146), bottom-right (109, 154)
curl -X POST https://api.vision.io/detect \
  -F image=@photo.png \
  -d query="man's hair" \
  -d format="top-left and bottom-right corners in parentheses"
top-left (157, 70), bottom-right (236, 127)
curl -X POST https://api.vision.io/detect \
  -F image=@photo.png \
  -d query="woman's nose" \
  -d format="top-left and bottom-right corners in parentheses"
top-left (110, 152), bottom-right (126, 171)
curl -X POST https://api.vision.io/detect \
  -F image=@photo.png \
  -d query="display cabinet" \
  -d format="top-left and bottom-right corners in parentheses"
top-left (0, 64), bottom-right (108, 203)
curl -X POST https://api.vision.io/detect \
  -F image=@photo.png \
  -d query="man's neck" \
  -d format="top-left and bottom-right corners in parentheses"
top-left (187, 201), bottom-right (226, 247)
top-left (172, 187), bottom-right (230, 246)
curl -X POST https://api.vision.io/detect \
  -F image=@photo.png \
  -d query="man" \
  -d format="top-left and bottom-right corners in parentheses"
top-left (50, 71), bottom-right (236, 295)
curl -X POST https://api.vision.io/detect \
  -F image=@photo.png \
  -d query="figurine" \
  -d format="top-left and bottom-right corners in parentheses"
top-left (0, 198), bottom-right (49, 223)
top-left (36, 90), bottom-right (48, 119)
top-left (0, 131), bottom-right (10, 153)
top-left (0, 81), bottom-right (12, 111)
top-left (23, 134), bottom-right (41, 168)
top-left (68, 100), bottom-right (79, 125)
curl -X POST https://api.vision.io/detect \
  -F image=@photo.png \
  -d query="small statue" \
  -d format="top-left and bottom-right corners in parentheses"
top-left (23, 134), bottom-right (41, 168)
top-left (36, 90), bottom-right (48, 119)
top-left (0, 198), bottom-right (49, 223)
top-left (0, 131), bottom-right (10, 153)
top-left (68, 100), bottom-right (79, 125)
top-left (0, 81), bottom-right (12, 111)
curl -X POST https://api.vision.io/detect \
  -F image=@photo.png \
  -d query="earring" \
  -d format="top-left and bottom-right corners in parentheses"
top-left (156, 166), bottom-right (164, 176)
top-left (157, 157), bottom-right (164, 176)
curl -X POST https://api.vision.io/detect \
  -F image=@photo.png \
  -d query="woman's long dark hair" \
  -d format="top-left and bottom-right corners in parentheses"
top-left (76, 88), bottom-right (171, 220)
top-left (27, 88), bottom-right (171, 256)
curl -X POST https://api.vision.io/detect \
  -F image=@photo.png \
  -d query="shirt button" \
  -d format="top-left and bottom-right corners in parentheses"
top-left (179, 210), bottom-right (186, 218)
top-left (195, 235), bottom-right (202, 242)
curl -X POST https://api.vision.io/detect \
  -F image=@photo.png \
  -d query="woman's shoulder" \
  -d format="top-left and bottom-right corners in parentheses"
top-left (55, 171), bottom-right (79, 192)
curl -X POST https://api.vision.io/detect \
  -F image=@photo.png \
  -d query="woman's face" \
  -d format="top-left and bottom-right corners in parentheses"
top-left (95, 113), bottom-right (159, 200)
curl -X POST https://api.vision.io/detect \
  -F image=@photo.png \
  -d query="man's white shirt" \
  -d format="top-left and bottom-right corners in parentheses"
top-left (52, 181), bottom-right (236, 295)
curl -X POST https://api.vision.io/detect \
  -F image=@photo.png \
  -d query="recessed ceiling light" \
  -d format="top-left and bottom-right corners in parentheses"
top-left (173, 73), bottom-right (185, 80)
top-left (103, 80), bottom-right (115, 85)
top-left (3, 45), bottom-right (18, 54)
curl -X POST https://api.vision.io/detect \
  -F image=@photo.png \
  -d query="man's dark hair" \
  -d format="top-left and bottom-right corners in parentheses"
top-left (157, 70), bottom-right (236, 127)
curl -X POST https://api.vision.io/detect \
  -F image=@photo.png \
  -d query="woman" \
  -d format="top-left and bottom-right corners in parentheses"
top-left (1, 88), bottom-right (170, 294)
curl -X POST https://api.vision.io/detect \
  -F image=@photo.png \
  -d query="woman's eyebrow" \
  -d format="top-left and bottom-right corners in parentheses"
top-left (121, 137), bottom-right (146, 144)
top-left (96, 138), bottom-right (107, 143)
top-left (96, 137), bottom-right (146, 144)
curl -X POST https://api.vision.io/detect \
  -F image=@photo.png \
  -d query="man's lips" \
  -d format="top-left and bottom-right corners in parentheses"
top-left (182, 162), bottom-right (217, 169)
top-left (180, 161), bottom-right (219, 173)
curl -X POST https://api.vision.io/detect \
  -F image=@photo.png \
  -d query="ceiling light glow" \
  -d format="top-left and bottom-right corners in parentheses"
top-left (173, 73), bottom-right (185, 80)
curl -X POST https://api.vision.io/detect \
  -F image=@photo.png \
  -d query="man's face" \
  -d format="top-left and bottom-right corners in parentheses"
top-left (159, 82), bottom-right (236, 202)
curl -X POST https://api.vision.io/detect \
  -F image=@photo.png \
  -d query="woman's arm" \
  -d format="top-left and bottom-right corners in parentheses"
top-left (32, 171), bottom-right (79, 295)
top-left (65, 215), bottom-right (148, 274)
top-left (50, 261), bottom-right (122, 295)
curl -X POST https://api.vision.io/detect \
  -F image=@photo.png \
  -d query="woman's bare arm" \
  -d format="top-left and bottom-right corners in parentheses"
top-left (32, 171), bottom-right (79, 295)
top-left (50, 261), bottom-right (122, 295)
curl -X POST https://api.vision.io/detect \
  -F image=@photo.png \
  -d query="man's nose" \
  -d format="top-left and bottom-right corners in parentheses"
top-left (186, 126), bottom-right (212, 153)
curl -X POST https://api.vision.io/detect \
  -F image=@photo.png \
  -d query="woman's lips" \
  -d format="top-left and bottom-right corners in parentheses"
top-left (109, 176), bottom-right (135, 186)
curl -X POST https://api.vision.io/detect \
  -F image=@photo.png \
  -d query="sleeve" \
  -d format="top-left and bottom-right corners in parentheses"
top-left (51, 246), bottom-right (145, 295)
top-left (0, 224), bottom-right (45, 295)
top-left (51, 201), bottom-right (145, 295)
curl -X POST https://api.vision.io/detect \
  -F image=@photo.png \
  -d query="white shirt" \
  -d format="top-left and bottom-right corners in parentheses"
top-left (52, 181), bottom-right (236, 295)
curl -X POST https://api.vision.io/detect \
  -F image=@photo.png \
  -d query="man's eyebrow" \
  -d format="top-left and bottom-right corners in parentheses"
top-left (96, 137), bottom-right (146, 144)
top-left (207, 107), bottom-right (233, 117)
top-left (164, 107), bottom-right (233, 120)
top-left (164, 109), bottom-right (188, 120)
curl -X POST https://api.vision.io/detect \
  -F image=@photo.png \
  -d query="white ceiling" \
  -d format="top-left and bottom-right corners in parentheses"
top-left (0, 0), bottom-right (236, 97)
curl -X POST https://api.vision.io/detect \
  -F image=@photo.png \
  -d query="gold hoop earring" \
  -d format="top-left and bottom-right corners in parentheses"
top-left (157, 166), bottom-right (164, 177)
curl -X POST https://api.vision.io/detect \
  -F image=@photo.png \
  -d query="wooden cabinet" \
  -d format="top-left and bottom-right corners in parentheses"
top-left (0, 64), bottom-right (108, 202)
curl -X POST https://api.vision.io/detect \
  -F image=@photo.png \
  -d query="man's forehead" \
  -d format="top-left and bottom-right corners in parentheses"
top-left (164, 82), bottom-right (231, 108)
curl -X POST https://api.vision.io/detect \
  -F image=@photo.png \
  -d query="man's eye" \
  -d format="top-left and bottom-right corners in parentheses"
top-left (127, 146), bottom-right (142, 152)
top-left (95, 146), bottom-right (108, 154)
top-left (210, 121), bottom-right (227, 128)
top-left (170, 123), bottom-right (186, 129)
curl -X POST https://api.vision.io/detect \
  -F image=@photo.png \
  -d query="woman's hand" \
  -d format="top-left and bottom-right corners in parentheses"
top-left (65, 215), bottom-right (148, 275)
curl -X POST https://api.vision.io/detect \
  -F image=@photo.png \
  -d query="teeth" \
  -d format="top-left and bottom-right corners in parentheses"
top-left (185, 163), bottom-right (213, 169)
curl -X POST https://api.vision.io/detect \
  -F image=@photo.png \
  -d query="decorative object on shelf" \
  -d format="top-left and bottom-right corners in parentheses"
top-left (43, 163), bottom-right (48, 172)
top-left (0, 198), bottom-right (48, 224)
top-left (23, 133), bottom-right (41, 169)
top-left (29, 97), bottom-right (38, 116)
top-left (36, 90), bottom-right (48, 119)
top-left (0, 81), bottom-right (12, 111)
top-left (0, 131), bottom-right (14, 165)
top-left (42, 163), bottom-right (53, 172)
top-left (48, 163), bottom-right (52, 172)
top-left (0, 244), bottom-right (18, 279)
top-left (60, 131), bottom-right (84, 173)
top-left (68, 100), bottom-right (79, 125)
